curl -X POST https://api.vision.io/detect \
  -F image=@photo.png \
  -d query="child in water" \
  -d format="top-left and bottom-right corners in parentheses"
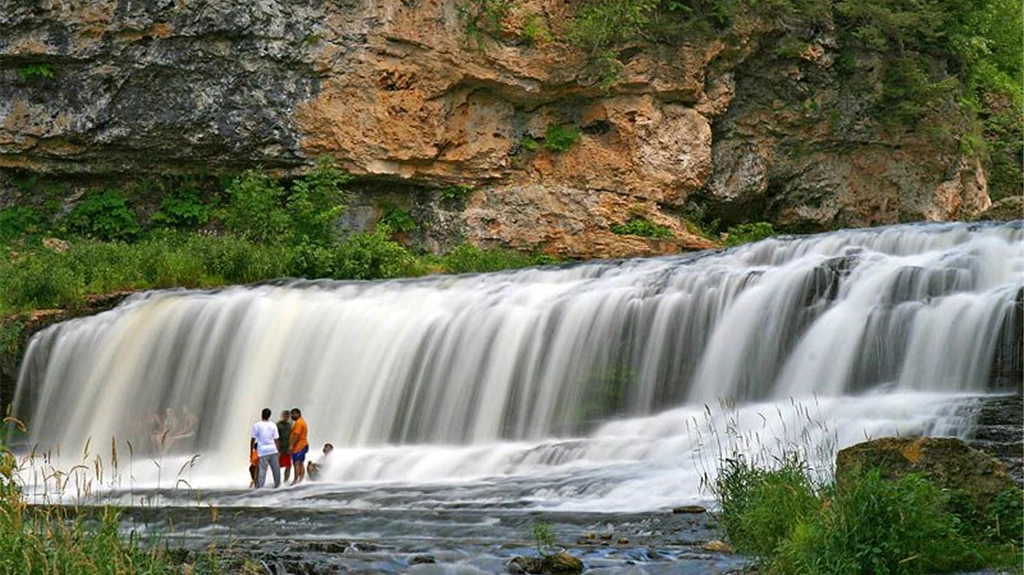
top-left (248, 445), bottom-right (259, 488)
top-left (307, 443), bottom-right (334, 481)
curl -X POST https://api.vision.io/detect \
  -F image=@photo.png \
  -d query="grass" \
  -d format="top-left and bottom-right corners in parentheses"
top-left (0, 233), bottom-right (559, 315)
top-left (0, 419), bottom-right (223, 575)
top-left (711, 449), bottom-right (1023, 575)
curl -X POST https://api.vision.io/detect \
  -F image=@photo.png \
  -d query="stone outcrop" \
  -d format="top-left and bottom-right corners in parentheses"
top-left (507, 551), bottom-right (584, 575)
top-left (981, 196), bottom-right (1024, 221)
top-left (0, 0), bottom-right (997, 258)
top-left (836, 437), bottom-right (1016, 510)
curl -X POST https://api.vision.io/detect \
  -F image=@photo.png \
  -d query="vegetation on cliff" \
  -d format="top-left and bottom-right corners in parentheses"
top-left (0, 161), bottom-right (554, 317)
top-left (465, 0), bottom-right (1023, 200)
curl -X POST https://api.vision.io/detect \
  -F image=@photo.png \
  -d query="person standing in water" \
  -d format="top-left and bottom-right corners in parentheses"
top-left (251, 408), bottom-right (281, 488)
top-left (277, 410), bottom-right (293, 483)
top-left (290, 407), bottom-right (309, 485)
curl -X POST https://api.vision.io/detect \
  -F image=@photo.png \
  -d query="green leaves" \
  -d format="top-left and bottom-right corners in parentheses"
top-left (65, 191), bottom-right (141, 241)
top-left (222, 157), bottom-right (350, 246)
top-left (611, 217), bottom-right (673, 238)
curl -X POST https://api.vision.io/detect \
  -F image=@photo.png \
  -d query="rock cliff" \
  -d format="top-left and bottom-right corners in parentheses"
top-left (0, 0), bottom-right (999, 258)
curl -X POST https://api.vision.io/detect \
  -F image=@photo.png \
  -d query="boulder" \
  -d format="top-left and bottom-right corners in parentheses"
top-left (980, 195), bottom-right (1024, 221)
top-left (546, 551), bottom-right (584, 574)
top-left (506, 552), bottom-right (583, 575)
top-left (702, 540), bottom-right (734, 553)
top-left (409, 554), bottom-right (436, 565)
top-left (835, 437), bottom-right (1016, 509)
top-left (672, 505), bottom-right (707, 514)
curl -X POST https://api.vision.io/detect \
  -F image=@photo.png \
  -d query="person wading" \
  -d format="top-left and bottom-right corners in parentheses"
top-left (290, 407), bottom-right (309, 485)
top-left (251, 407), bottom-right (281, 488)
top-left (277, 409), bottom-right (293, 483)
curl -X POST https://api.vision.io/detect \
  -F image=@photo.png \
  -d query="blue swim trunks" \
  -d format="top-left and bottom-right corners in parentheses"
top-left (292, 445), bottom-right (309, 464)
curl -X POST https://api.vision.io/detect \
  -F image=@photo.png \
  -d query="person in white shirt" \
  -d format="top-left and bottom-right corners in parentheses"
top-left (307, 443), bottom-right (334, 481)
top-left (250, 408), bottom-right (281, 488)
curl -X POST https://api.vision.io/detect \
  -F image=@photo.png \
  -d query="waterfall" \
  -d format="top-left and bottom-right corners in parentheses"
top-left (12, 221), bottom-right (1023, 509)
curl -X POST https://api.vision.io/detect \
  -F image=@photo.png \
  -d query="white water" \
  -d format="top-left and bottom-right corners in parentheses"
top-left (12, 222), bottom-right (1023, 511)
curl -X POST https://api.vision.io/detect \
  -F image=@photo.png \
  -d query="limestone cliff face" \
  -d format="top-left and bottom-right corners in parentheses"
top-left (0, 0), bottom-right (993, 258)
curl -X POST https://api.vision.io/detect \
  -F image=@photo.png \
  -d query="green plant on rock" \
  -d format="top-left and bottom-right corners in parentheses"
top-left (611, 217), bottom-right (673, 239)
top-left (520, 136), bottom-right (541, 152)
top-left (439, 184), bottom-right (473, 201)
top-left (439, 243), bottom-right (555, 274)
top-left (64, 190), bottom-right (141, 241)
top-left (378, 203), bottom-right (417, 234)
top-left (531, 521), bottom-right (557, 557)
top-left (543, 124), bottom-right (582, 152)
top-left (521, 14), bottom-right (553, 45)
top-left (18, 64), bottom-right (54, 80)
top-left (457, 0), bottom-right (513, 46)
top-left (725, 222), bottom-right (776, 246)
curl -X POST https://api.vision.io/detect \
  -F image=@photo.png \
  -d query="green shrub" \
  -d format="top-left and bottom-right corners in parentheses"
top-left (543, 124), bottom-right (582, 152)
top-left (611, 217), bottom-right (673, 239)
top-left (714, 454), bottom-right (820, 561)
top-left (333, 230), bottom-right (421, 280)
top-left (985, 488), bottom-right (1024, 545)
top-left (221, 170), bottom-right (291, 244)
top-left (151, 187), bottom-right (212, 229)
top-left (222, 159), bottom-right (348, 246)
top-left (290, 241), bottom-right (337, 279)
top-left (725, 222), bottom-right (776, 246)
top-left (714, 453), bottom-right (1020, 575)
top-left (521, 15), bottom-right (552, 45)
top-left (286, 157), bottom-right (351, 245)
top-left (64, 191), bottom-right (141, 241)
top-left (0, 206), bottom-right (46, 244)
top-left (0, 251), bottom-right (84, 309)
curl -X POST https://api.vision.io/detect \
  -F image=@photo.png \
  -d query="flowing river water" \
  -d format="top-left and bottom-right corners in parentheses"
top-left (11, 221), bottom-right (1023, 573)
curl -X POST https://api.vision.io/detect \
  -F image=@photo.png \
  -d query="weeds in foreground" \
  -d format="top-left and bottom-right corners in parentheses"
top-left (699, 401), bottom-right (1023, 575)
top-left (0, 417), bottom-right (220, 574)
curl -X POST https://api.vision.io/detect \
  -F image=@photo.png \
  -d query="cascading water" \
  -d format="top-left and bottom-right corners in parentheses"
top-left (12, 221), bottom-right (1023, 511)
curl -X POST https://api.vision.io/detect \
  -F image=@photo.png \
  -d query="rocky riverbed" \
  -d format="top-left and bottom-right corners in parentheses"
top-left (112, 505), bottom-right (744, 575)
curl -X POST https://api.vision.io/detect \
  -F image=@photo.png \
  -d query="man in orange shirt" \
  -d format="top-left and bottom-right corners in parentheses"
top-left (289, 407), bottom-right (309, 485)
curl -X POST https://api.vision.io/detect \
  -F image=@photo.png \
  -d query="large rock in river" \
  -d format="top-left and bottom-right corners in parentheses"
top-left (836, 437), bottom-right (1016, 509)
